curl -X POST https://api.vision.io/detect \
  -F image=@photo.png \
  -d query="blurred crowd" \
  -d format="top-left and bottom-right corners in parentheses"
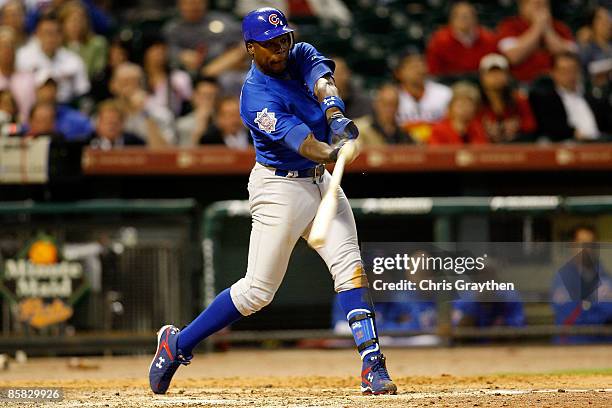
top-left (0, 0), bottom-right (610, 149)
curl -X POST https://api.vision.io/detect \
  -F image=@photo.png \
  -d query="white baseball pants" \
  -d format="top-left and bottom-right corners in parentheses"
top-left (230, 163), bottom-right (367, 316)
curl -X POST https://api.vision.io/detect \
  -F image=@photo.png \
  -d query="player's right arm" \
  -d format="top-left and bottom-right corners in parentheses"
top-left (298, 134), bottom-right (337, 164)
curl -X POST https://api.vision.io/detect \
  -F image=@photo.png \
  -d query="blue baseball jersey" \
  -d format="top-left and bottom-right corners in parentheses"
top-left (240, 42), bottom-right (334, 170)
top-left (550, 261), bottom-right (612, 343)
top-left (452, 298), bottom-right (526, 328)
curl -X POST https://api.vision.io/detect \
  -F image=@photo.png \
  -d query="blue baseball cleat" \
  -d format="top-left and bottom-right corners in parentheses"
top-left (149, 325), bottom-right (192, 394)
top-left (360, 354), bottom-right (397, 395)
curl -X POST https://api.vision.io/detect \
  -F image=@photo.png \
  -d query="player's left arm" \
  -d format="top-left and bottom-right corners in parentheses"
top-left (314, 74), bottom-right (359, 141)
top-left (314, 74), bottom-right (341, 121)
top-left (295, 43), bottom-right (359, 141)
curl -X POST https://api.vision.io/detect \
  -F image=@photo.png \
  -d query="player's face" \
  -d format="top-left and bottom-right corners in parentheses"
top-left (249, 34), bottom-right (291, 75)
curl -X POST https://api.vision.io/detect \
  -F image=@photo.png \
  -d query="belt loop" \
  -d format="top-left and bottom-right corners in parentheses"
top-left (313, 164), bottom-right (324, 184)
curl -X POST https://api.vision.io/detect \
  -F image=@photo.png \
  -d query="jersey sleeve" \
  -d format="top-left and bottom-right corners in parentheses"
top-left (241, 90), bottom-right (312, 152)
top-left (293, 42), bottom-right (335, 93)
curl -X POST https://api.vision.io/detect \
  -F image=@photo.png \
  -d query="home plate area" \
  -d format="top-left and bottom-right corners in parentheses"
top-left (1, 346), bottom-right (610, 407)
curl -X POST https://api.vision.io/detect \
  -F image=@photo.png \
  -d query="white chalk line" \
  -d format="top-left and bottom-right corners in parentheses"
top-left (145, 388), bottom-right (612, 405)
top-left (401, 387), bottom-right (612, 399)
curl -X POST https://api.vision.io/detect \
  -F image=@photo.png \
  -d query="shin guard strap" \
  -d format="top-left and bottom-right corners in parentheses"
top-left (357, 338), bottom-right (378, 353)
top-left (348, 311), bottom-right (375, 326)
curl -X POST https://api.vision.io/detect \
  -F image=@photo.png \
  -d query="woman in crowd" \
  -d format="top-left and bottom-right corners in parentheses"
top-left (0, 26), bottom-right (35, 123)
top-left (90, 37), bottom-right (130, 103)
top-left (59, 0), bottom-right (108, 80)
top-left (0, 0), bottom-right (27, 46)
top-left (476, 53), bottom-right (536, 143)
top-left (142, 36), bottom-right (192, 117)
top-left (429, 81), bottom-right (488, 145)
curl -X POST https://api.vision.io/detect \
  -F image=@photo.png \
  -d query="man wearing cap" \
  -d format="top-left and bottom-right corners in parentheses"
top-left (148, 7), bottom-right (397, 397)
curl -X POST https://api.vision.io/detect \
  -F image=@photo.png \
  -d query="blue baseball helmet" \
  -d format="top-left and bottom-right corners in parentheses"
top-left (242, 7), bottom-right (294, 43)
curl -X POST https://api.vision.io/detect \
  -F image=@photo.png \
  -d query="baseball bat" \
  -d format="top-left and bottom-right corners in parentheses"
top-left (308, 141), bottom-right (357, 248)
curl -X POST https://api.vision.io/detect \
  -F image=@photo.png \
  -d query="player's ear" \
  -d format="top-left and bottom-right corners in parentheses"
top-left (246, 41), bottom-right (255, 57)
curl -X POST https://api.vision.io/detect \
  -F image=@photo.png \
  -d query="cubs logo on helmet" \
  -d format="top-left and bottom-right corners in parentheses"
top-left (268, 13), bottom-right (281, 27)
top-left (242, 7), bottom-right (294, 43)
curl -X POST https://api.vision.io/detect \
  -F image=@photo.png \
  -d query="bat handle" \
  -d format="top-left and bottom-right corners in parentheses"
top-left (327, 140), bottom-right (355, 195)
top-left (307, 142), bottom-right (356, 248)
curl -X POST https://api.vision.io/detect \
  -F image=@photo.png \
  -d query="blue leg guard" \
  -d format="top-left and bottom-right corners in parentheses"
top-left (338, 287), bottom-right (381, 359)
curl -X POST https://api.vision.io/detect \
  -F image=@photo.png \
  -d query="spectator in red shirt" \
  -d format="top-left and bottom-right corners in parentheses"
top-left (426, 1), bottom-right (497, 77)
top-left (476, 53), bottom-right (536, 143)
top-left (430, 81), bottom-right (488, 145)
top-left (497, 0), bottom-right (576, 82)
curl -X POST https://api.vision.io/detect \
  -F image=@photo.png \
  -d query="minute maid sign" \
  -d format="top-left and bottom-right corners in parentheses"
top-left (0, 234), bottom-right (89, 329)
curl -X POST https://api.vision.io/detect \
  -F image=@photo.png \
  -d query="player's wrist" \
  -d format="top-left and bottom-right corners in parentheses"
top-left (325, 107), bottom-right (342, 122)
top-left (327, 139), bottom-right (347, 162)
top-left (320, 96), bottom-right (345, 117)
top-left (328, 146), bottom-right (341, 162)
top-left (327, 110), bottom-right (345, 124)
top-left (328, 113), bottom-right (359, 140)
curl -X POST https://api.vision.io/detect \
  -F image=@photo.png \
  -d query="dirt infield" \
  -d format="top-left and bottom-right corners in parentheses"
top-left (1, 345), bottom-right (611, 407)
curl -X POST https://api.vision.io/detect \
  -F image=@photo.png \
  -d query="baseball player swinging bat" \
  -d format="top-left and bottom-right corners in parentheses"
top-left (308, 141), bottom-right (358, 248)
top-left (149, 7), bottom-right (396, 397)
